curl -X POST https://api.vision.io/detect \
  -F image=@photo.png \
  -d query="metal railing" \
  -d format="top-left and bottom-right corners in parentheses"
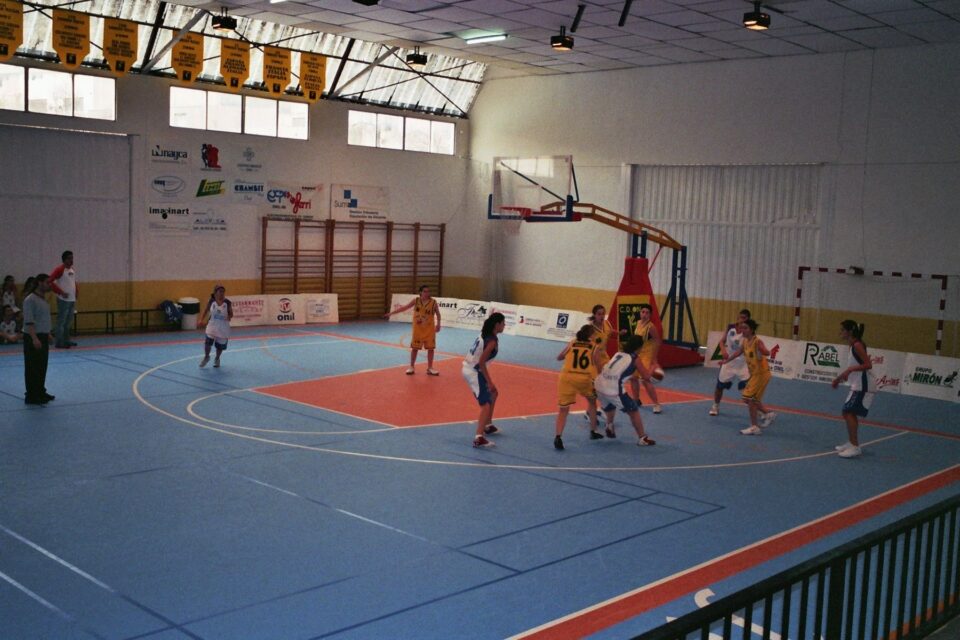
top-left (635, 494), bottom-right (960, 640)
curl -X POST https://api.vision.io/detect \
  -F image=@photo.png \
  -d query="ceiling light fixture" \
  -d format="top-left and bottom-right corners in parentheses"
top-left (464, 34), bottom-right (508, 44)
top-left (211, 9), bottom-right (237, 32)
top-left (550, 26), bottom-right (574, 51)
top-left (406, 46), bottom-right (427, 69)
top-left (618, 0), bottom-right (634, 27)
top-left (743, 1), bottom-right (770, 30)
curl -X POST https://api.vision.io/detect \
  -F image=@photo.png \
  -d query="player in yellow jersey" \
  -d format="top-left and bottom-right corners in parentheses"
top-left (628, 304), bottom-right (663, 413)
top-left (384, 285), bottom-right (442, 375)
top-left (721, 318), bottom-right (776, 435)
top-left (582, 304), bottom-right (616, 430)
top-left (554, 324), bottom-right (604, 449)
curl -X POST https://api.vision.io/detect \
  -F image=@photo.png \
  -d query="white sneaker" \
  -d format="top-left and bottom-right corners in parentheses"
top-left (652, 404), bottom-right (662, 414)
top-left (405, 367), bottom-right (415, 375)
top-left (709, 404), bottom-right (719, 416)
top-left (740, 425), bottom-right (762, 436)
top-left (199, 356), bottom-right (210, 368)
top-left (426, 368), bottom-right (439, 376)
top-left (838, 445), bottom-right (862, 458)
top-left (835, 442), bottom-right (855, 452)
top-left (760, 412), bottom-right (777, 427)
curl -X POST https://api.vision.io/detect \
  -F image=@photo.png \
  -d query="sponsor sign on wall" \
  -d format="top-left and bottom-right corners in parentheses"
top-left (330, 184), bottom-right (389, 221)
top-left (150, 144), bottom-right (189, 164)
top-left (235, 146), bottom-right (263, 173)
top-left (445, 299), bottom-right (490, 331)
top-left (232, 179), bottom-right (265, 203)
top-left (150, 175), bottom-right (186, 198)
top-left (797, 340), bottom-right (850, 384)
top-left (103, 18), bottom-right (137, 75)
top-left (0, 0), bottom-right (23, 63)
top-left (867, 349), bottom-right (906, 394)
top-left (901, 354), bottom-right (959, 402)
top-left (52, 10), bottom-right (89, 68)
top-left (229, 294), bottom-right (337, 327)
top-left (147, 203), bottom-right (191, 234)
top-left (266, 184), bottom-right (321, 217)
top-left (761, 334), bottom-right (804, 380)
top-left (515, 305), bottom-right (552, 340)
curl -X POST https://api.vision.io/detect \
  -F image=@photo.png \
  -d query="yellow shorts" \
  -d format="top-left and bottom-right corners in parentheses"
top-left (558, 373), bottom-right (596, 406)
top-left (742, 372), bottom-right (771, 402)
top-left (411, 325), bottom-right (436, 350)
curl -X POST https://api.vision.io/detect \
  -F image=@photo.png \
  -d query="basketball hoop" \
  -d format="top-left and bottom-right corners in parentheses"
top-left (498, 206), bottom-right (533, 220)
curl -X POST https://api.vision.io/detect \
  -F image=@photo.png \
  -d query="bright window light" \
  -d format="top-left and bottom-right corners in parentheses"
top-left (377, 113), bottom-right (403, 150)
top-left (207, 91), bottom-right (242, 133)
top-left (74, 75), bottom-right (116, 120)
top-left (278, 101), bottom-right (308, 140)
top-left (0, 64), bottom-right (25, 112)
top-left (348, 110), bottom-right (376, 147)
top-left (170, 86), bottom-right (206, 129)
top-left (244, 96), bottom-right (277, 137)
top-left (28, 68), bottom-right (72, 116)
top-left (430, 120), bottom-right (455, 155)
top-left (404, 117), bottom-right (430, 152)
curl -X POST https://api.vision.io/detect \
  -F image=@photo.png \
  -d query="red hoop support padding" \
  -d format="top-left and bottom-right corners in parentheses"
top-left (793, 266), bottom-right (949, 355)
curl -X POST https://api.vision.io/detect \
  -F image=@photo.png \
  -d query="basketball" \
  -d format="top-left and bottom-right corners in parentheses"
top-left (651, 367), bottom-right (665, 381)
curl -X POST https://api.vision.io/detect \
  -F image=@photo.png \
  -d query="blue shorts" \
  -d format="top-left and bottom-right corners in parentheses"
top-left (205, 336), bottom-right (228, 350)
top-left (599, 390), bottom-right (640, 414)
top-left (462, 365), bottom-right (494, 406)
top-left (843, 389), bottom-right (874, 417)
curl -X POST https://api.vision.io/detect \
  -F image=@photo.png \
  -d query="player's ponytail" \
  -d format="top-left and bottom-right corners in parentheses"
top-left (841, 319), bottom-right (864, 340)
top-left (481, 312), bottom-right (506, 339)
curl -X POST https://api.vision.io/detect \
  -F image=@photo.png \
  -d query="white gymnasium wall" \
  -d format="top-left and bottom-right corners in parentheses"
top-left (469, 44), bottom-right (960, 321)
top-left (0, 61), bottom-right (480, 290)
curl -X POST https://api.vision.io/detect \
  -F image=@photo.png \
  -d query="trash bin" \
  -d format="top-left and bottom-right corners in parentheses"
top-left (178, 297), bottom-right (201, 330)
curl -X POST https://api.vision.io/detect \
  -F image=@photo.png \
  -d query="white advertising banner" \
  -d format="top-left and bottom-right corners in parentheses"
top-left (230, 295), bottom-right (267, 326)
top-left (330, 183), bottom-right (390, 221)
top-left (515, 305), bottom-right (552, 340)
top-left (444, 299), bottom-right (491, 332)
top-left (704, 330), bottom-right (723, 369)
top-left (544, 309), bottom-right (589, 342)
top-left (867, 349), bottom-right (906, 394)
top-left (489, 302), bottom-right (520, 335)
top-left (305, 293), bottom-right (339, 323)
top-left (228, 294), bottom-right (337, 327)
top-left (387, 293), bottom-right (414, 322)
top-left (900, 354), bottom-right (960, 402)
top-left (264, 183), bottom-right (322, 218)
top-left (795, 340), bottom-right (851, 384)
top-left (761, 334), bottom-right (805, 380)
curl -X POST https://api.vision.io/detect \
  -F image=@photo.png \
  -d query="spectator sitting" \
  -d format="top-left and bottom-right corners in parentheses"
top-left (0, 304), bottom-right (19, 344)
top-left (2, 275), bottom-right (19, 315)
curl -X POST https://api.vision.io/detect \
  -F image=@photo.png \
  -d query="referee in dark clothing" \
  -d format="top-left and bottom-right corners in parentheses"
top-left (22, 273), bottom-right (55, 405)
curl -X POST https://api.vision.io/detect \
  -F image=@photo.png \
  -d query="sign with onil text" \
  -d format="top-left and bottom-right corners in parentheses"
top-left (171, 31), bottom-right (204, 82)
top-left (103, 18), bottom-right (138, 76)
top-left (219, 39), bottom-right (249, 91)
top-left (0, 0), bottom-right (23, 63)
top-left (52, 10), bottom-right (89, 68)
top-left (263, 46), bottom-right (290, 95)
top-left (299, 52), bottom-right (326, 102)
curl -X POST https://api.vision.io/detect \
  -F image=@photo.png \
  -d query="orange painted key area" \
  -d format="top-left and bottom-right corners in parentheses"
top-left (255, 358), bottom-right (704, 428)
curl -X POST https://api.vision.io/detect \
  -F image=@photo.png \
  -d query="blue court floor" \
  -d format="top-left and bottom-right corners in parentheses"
top-left (1, 322), bottom-right (957, 639)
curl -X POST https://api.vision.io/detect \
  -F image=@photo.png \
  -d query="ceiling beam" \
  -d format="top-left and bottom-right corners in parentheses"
top-left (141, 9), bottom-right (206, 74)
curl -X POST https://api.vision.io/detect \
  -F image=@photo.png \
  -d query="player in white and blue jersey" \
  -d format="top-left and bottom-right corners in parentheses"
top-left (462, 312), bottom-right (506, 448)
top-left (831, 320), bottom-right (876, 459)
top-left (594, 335), bottom-right (656, 446)
top-left (710, 309), bottom-right (752, 416)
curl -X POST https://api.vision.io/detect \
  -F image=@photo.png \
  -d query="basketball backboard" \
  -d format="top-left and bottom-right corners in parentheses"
top-left (489, 155), bottom-right (575, 220)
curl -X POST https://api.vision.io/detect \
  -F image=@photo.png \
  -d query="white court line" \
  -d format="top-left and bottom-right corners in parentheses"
top-left (0, 524), bottom-right (115, 593)
top-left (0, 569), bottom-right (73, 620)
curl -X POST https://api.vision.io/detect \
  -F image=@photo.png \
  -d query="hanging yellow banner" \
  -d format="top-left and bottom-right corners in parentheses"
top-left (52, 10), bottom-right (89, 68)
top-left (0, 0), bottom-right (22, 63)
top-left (299, 52), bottom-right (326, 102)
top-left (263, 46), bottom-right (290, 96)
top-left (103, 18), bottom-right (138, 76)
top-left (171, 31), bottom-right (204, 83)
top-left (219, 39), bottom-right (249, 91)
